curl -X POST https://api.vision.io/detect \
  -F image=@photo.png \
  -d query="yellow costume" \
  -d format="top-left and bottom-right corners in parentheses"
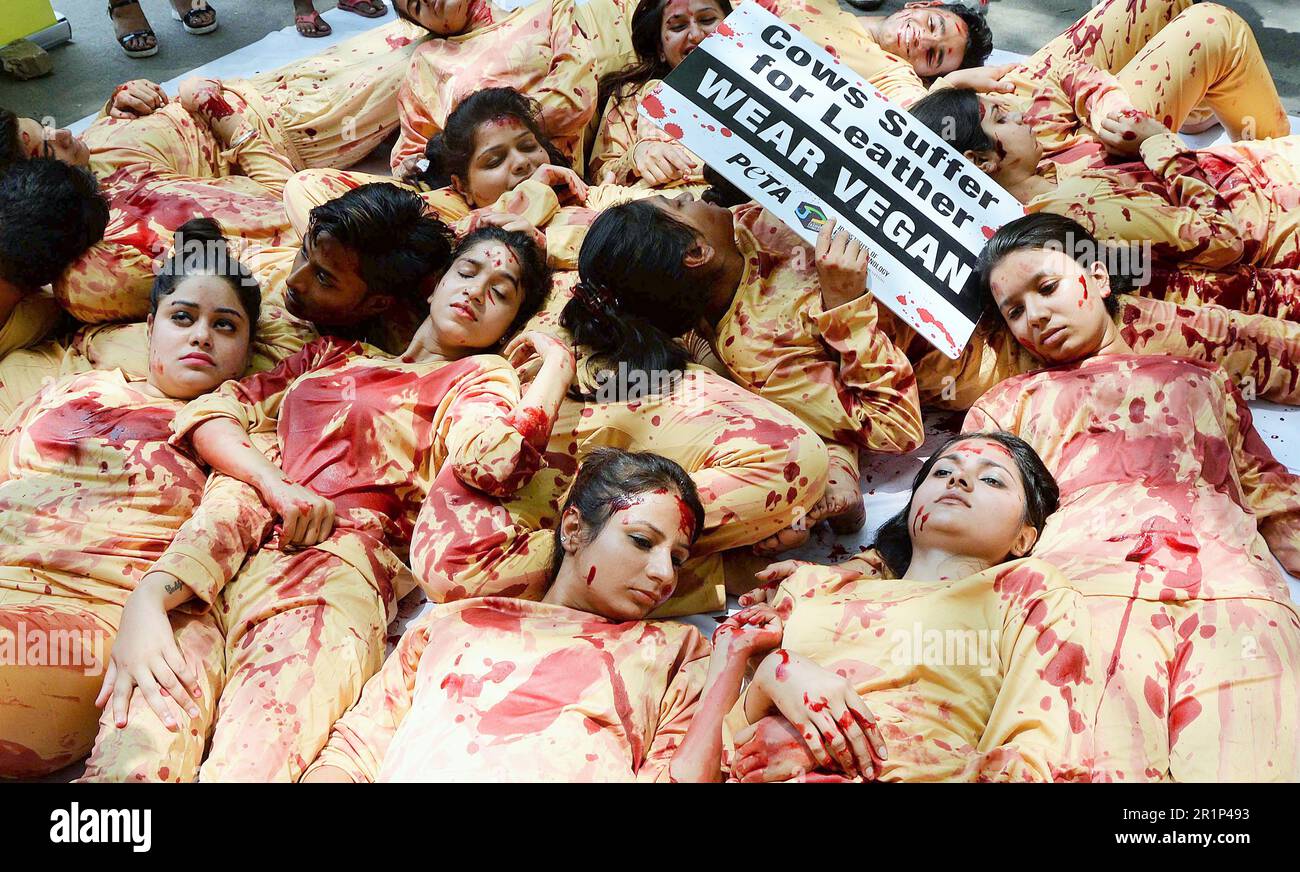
top-left (884, 294), bottom-right (1300, 410)
top-left (589, 79), bottom-right (707, 187)
top-left (1032, 133), bottom-right (1300, 275)
top-left (716, 204), bottom-right (923, 488)
top-left (732, 556), bottom-right (1095, 781)
top-left (0, 370), bottom-right (267, 778)
top-left (304, 597), bottom-right (710, 781)
top-left (224, 19), bottom-right (429, 173)
top-left (84, 101), bottom-right (294, 197)
top-left (0, 291), bottom-right (62, 363)
top-left (966, 354), bottom-right (1300, 781)
top-left (1140, 266), bottom-right (1300, 322)
top-left (1002, 1), bottom-right (1288, 180)
top-left (83, 337), bottom-right (545, 781)
top-left (84, 19), bottom-right (428, 187)
top-left (412, 363), bottom-right (830, 616)
top-left (393, 0), bottom-right (635, 173)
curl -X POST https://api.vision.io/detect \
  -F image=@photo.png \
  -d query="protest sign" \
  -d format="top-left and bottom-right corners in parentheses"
top-left (641, 2), bottom-right (1024, 358)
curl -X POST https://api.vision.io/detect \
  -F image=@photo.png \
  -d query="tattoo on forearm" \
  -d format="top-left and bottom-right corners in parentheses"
top-left (164, 579), bottom-right (183, 595)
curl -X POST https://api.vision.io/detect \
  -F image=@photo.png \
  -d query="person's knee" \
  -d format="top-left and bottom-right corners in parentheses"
top-left (1177, 3), bottom-right (1248, 48)
top-left (0, 660), bottom-right (102, 778)
top-left (789, 426), bottom-right (832, 516)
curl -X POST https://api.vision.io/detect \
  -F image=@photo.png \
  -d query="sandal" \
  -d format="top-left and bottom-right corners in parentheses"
top-left (338, 0), bottom-right (387, 18)
top-left (171, 1), bottom-right (219, 36)
top-left (108, 0), bottom-right (159, 59)
top-left (295, 11), bottom-right (333, 38)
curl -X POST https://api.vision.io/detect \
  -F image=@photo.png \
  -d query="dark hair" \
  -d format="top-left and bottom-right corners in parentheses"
top-left (563, 199), bottom-right (702, 392)
top-left (976, 213), bottom-right (1127, 319)
top-left (909, 87), bottom-right (991, 155)
top-left (392, 0), bottom-right (420, 28)
top-left (700, 163), bottom-right (749, 208)
top-left (452, 225), bottom-right (551, 339)
top-left (0, 108), bottom-right (21, 175)
top-left (307, 182), bottom-right (454, 311)
top-left (871, 431), bottom-right (1058, 577)
top-left (0, 158), bottom-right (109, 290)
top-left (597, 0), bottom-right (734, 110)
top-left (548, 447), bottom-right (705, 582)
top-left (418, 87), bottom-right (568, 192)
top-left (945, 4), bottom-right (993, 69)
top-left (150, 217), bottom-right (261, 342)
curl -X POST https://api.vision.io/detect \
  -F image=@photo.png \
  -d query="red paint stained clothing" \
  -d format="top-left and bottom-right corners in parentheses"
top-left (84, 20), bottom-right (430, 190)
top-left (996, 1), bottom-right (1289, 181)
top-left (0, 370), bottom-right (266, 608)
top-left (53, 165), bottom-right (293, 324)
top-left (305, 597), bottom-right (710, 782)
top-left (392, 0), bottom-right (627, 173)
top-left (589, 79), bottom-right (707, 187)
top-left (888, 293), bottom-right (1300, 410)
top-left (966, 354), bottom-right (1300, 597)
top-left (734, 557), bottom-right (1096, 782)
top-left (85, 338), bottom-right (551, 781)
top-left (1032, 133), bottom-right (1300, 273)
top-left (225, 19), bottom-right (431, 174)
top-left (965, 354), bottom-right (1300, 780)
top-left (0, 371), bottom-right (269, 778)
top-left (715, 204), bottom-right (923, 483)
top-left (172, 336), bottom-right (546, 563)
top-left (1139, 266), bottom-right (1300, 322)
top-left (84, 102), bottom-right (237, 182)
top-left (412, 363), bottom-right (830, 616)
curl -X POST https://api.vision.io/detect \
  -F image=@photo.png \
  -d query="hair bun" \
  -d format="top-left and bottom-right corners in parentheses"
top-left (173, 216), bottom-right (226, 245)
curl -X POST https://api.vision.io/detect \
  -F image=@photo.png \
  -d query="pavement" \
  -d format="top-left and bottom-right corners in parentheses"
top-left (1, 0), bottom-right (1296, 127)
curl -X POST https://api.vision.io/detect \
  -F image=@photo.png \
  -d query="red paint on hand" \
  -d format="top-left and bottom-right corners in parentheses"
top-left (199, 92), bottom-right (236, 120)
top-left (774, 649), bottom-right (790, 681)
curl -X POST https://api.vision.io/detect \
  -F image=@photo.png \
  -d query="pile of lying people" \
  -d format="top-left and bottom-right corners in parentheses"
top-left (0, 0), bottom-right (1297, 782)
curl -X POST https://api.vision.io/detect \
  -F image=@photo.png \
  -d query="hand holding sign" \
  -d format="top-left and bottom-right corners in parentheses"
top-left (643, 2), bottom-right (1025, 358)
top-left (815, 218), bottom-right (871, 310)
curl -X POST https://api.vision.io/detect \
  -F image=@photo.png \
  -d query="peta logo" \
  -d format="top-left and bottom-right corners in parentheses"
top-left (49, 803), bottom-right (151, 853)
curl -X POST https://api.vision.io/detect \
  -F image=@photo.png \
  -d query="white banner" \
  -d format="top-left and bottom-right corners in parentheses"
top-left (641, 2), bottom-right (1024, 358)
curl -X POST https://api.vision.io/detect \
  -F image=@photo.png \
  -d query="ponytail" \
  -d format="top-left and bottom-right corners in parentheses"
top-left (562, 199), bottom-right (705, 398)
